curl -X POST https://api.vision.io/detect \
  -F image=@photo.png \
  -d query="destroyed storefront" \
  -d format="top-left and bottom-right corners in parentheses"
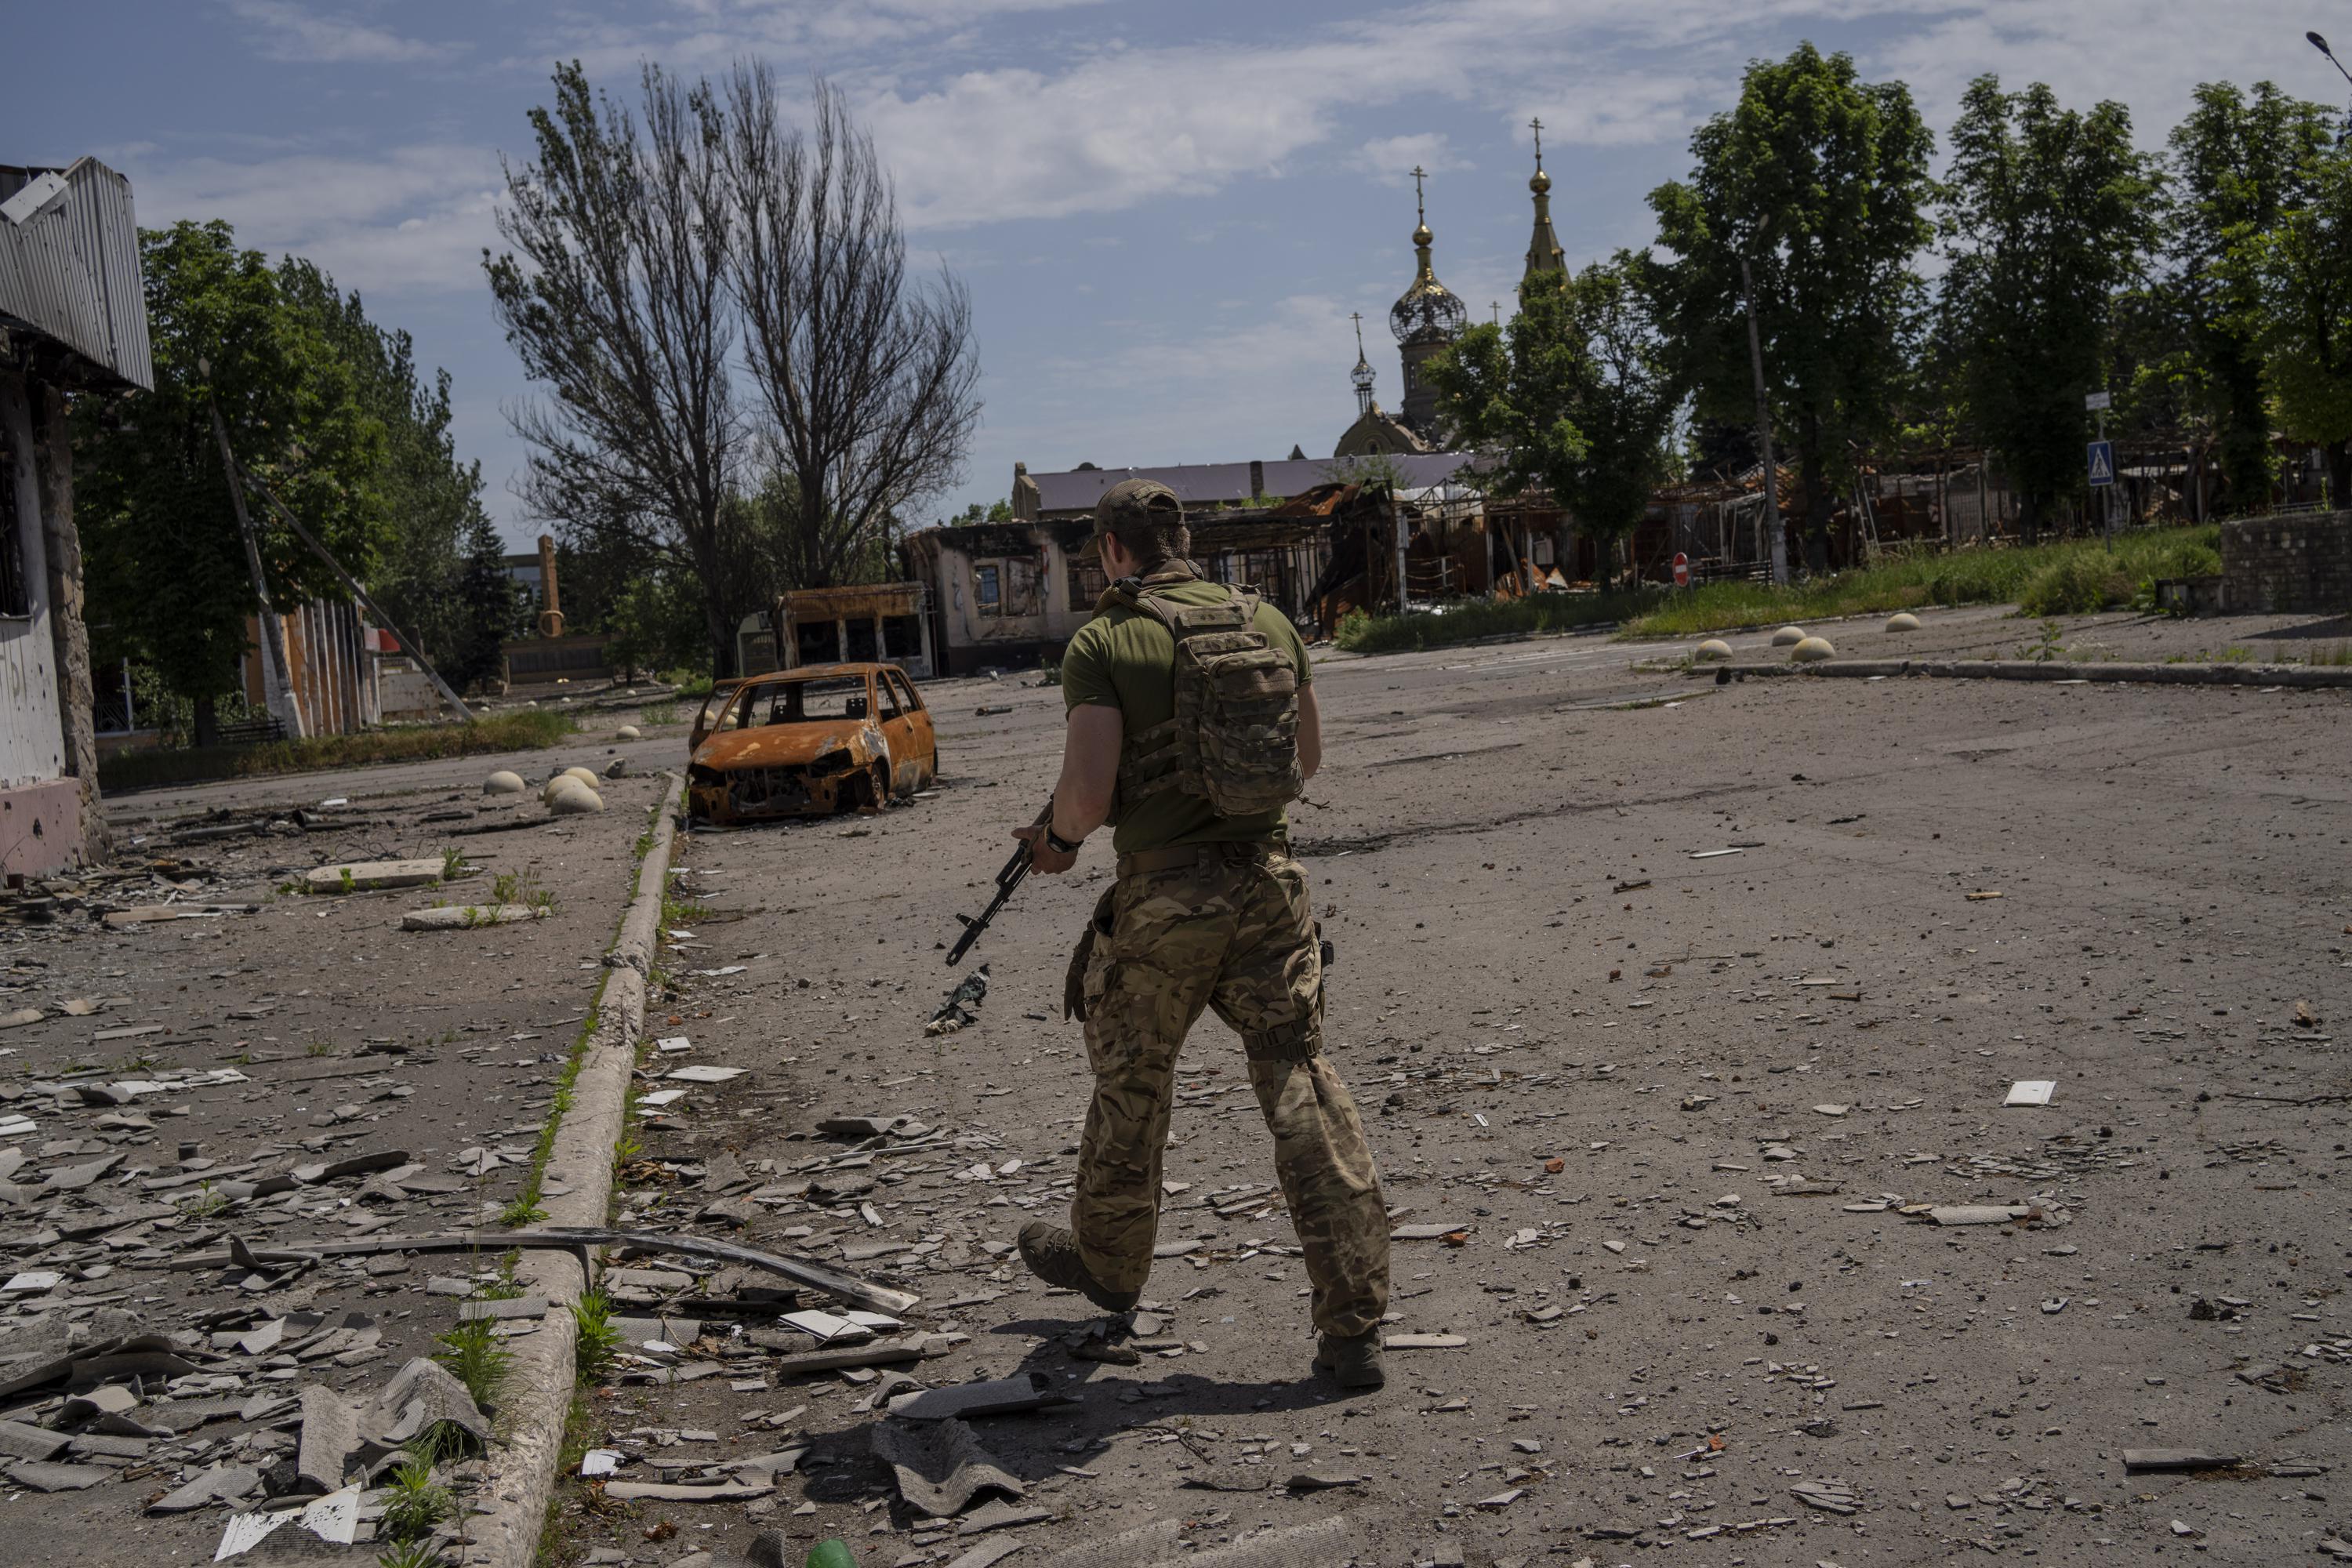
top-left (899, 501), bottom-right (1355, 675)
top-left (735, 582), bottom-right (936, 681)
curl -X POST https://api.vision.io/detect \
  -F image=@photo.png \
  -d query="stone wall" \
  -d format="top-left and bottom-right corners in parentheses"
top-left (2222, 510), bottom-right (2352, 613)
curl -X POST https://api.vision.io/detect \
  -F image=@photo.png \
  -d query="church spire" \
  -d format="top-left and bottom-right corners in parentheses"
top-left (1388, 165), bottom-right (1466, 437)
top-left (1349, 312), bottom-right (1376, 416)
top-left (1520, 117), bottom-right (1566, 300)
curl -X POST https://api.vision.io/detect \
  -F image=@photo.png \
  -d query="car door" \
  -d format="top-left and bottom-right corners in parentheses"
top-left (886, 670), bottom-right (935, 788)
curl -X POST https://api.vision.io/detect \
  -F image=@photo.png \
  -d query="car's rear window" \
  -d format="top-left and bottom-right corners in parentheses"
top-left (723, 677), bottom-right (873, 728)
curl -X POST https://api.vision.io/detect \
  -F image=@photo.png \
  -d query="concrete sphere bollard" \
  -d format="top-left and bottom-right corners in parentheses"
top-left (616, 724), bottom-right (641, 740)
top-left (1695, 639), bottom-right (1733, 662)
top-left (561, 766), bottom-right (600, 788)
top-left (483, 771), bottom-right (525, 796)
top-left (1885, 612), bottom-right (1921, 633)
top-left (548, 782), bottom-right (604, 815)
top-left (1771, 626), bottom-right (1807, 647)
top-left (1791, 636), bottom-right (1835, 662)
top-left (539, 776), bottom-right (574, 804)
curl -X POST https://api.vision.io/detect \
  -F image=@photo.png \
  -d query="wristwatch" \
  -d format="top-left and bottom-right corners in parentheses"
top-left (1045, 826), bottom-right (1083, 854)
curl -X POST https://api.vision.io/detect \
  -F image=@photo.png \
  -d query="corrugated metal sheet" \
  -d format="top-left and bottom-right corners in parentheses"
top-left (1030, 453), bottom-right (1477, 515)
top-left (0, 158), bottom-right (152, 390)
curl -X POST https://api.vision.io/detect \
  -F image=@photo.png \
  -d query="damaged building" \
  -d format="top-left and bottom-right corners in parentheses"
top-left (0, 157), bottom-right (151, 873)
top-left (901, 483), bottom-right (1417, 675)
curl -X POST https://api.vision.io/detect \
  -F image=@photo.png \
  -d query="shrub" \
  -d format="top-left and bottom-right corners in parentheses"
top-left (2017, 555), bottom-right (2133, 616)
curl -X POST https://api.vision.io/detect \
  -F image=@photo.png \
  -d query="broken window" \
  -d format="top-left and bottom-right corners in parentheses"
top-left (975, 564), bottom-right (1001, 616)
top-left (1066, 561), bottom-right (1106, 611)
top-left (1002, 558), bottom-right (1040, 616)
top-left (0, 421), bottom-right (27, 617)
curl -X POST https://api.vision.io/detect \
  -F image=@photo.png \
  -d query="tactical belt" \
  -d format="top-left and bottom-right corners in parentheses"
top-left (1241, 1015), bottom-right (1321, 1062)
top-left (1115, 840), bottom-right (1287, 879)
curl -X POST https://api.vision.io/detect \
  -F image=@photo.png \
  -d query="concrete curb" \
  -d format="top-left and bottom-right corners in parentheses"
top-left (1714, 659), bottom-right (2352, 690)
top-left (456, 770), bottom-right (684, 1568)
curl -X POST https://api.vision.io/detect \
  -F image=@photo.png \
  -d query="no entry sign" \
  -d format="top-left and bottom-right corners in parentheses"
top-left (1672, 552), bottom-right (1690, 588)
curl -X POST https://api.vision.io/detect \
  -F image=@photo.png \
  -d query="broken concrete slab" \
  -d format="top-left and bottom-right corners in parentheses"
top-left (147, 1461), bottom-right (263, 1512)
top-left (303, 860), bottom-right (447, 895)
top-left (2125, 1449), bottom-right (2242, 1472)
top-left (0, 1419), bottom-right (70, 1461)
top-left (6, 1457), bottom-right (113, 1490)
top-left (600, 1479), bottom-right (770, 1502)
top-left (872, 1417), bottom-right (1025, 1518)
top-left (294, 1385), bottom-right (359, 1494)
top-left (365, 1356), bottom-right (488, 1451)
top-left (887, 1373), bottom-right (1064, 1422)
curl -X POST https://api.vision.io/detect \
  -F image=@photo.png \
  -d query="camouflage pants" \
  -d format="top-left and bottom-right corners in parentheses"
top-left (1071, 847), bottom-right (1389, 1338)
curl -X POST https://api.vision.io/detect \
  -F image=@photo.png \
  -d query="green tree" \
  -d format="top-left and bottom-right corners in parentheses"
top-left (1938, 76), bottom-right (2159, 539)
top-left (279, 259), bottom-right (492, 672)
top-left (2166, 82), bottom-right (2334, 510)
top-left (2234, 135), bottom-right (2352, 505)
top-left (948, 500), bottom-right (1013, 526)
top-left (1646, 42), bottom-right (1934, 571)
top-left (77, 220), bottom-right (387, 740)
top-left (1428, 256), bottom-right (1676, 582)
top-left (451, 514), bottom-right (521, 692)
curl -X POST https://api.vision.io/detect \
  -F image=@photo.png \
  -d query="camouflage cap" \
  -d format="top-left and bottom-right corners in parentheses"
top-left (1080, 477), bottom-right (1184, 561)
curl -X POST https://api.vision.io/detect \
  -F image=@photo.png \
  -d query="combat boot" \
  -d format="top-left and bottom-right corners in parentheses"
top-left (1313, 1331), bottom-right (1385, 1391)
top-left (1017, 1221), bottom-right (1141, 1312)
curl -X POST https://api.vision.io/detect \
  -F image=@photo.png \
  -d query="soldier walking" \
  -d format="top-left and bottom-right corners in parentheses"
top-left (1010, 478), bottom-right (1391, 1391)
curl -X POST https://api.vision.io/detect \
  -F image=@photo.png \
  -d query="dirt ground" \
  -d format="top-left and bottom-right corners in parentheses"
top-left (523, 604), bottom-right (2352, 1568)
top-left (4, 601), bottom-right (2348, 1568)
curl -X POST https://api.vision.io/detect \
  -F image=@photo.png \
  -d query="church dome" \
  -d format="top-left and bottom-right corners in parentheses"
top-left (1390, 220), bottom-right (1465, 345)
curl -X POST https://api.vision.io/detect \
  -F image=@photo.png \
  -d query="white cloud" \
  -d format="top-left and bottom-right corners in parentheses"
top-left (127, 144), bottom-right (504, 296)
top-left (223, 0), bottom-right (465, 64)
top-left (1352, 133), bottom-right (1468, 185)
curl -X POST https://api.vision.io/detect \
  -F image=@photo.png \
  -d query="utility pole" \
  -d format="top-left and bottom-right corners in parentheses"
top-left (201, 361), bottom-right (306, 740)
top-left (1392, 492), bottom-right (1411, 615)
top-left (1738, 252), bottom-right (1788, 585)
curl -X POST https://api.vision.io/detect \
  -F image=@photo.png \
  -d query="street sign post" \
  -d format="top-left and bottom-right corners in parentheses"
top-left (2084, 390), bottom-right (2112, 412)
top-left (1672, 551), bottom-right (1690, 588)
top-left (2087, 441), bottom-right (2116, 488)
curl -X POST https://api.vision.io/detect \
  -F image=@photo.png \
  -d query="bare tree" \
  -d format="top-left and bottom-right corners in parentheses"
top-left (724, 67), bottom-right (982, 589)
top-left (485, 62), bottom-right (749, 670)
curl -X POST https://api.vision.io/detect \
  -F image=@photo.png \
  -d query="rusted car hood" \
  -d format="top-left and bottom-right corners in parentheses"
top-left (693, 720), bottom-right (879, 771)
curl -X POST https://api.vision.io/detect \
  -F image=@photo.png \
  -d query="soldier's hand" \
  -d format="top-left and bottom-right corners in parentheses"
top-left (1014, 822), bottom-right (1077, 875)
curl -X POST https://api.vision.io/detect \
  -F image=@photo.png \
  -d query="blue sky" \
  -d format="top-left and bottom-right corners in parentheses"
top-left (9, 0), bottom-right (2343, 546)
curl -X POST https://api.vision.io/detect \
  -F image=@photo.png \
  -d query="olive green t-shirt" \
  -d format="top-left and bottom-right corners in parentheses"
top-left (1062, 578), bottom-right (1312, 855)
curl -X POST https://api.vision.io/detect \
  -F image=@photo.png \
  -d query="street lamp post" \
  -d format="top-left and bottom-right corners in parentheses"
top-left (2310, 31), bottom-right (2352, 121)
top-left (1738, 220), bottom-right (1789, 586)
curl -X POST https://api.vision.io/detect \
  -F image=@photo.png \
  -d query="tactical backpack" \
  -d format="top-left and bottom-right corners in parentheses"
top-left (1112, 582), bottom-right (1303, 818)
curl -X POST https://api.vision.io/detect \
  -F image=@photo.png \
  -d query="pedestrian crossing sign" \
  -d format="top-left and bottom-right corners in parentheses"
top-left (2087, 440), bottom-right (2115, 487)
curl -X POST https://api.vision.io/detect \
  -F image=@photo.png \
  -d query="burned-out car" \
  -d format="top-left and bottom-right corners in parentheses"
top-left (687, 663), bottom-right (938, 823)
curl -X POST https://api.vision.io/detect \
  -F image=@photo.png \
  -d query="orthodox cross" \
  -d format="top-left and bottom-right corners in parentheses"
top-left (1530, 116), bottom-right (1545, 170)
top-left (1410, 165), bottom-right (1427, 223)
top-left (1351, 311), bottom-right (1366, 355)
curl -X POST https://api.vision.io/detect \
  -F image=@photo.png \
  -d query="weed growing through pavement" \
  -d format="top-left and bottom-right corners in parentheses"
top-left (2022, 620), bottom-right (2066, 662)
top-left (186, 1180), bottom-right (227, 1218)
top-left (572, 1289), bottom-right (622, 1381)
top-left (114, 1051), bottom-right (158, 1073)
top-left (441, 847), bottom-right (466, 880)
top-left (433, 1318), bottom-right (513, 1411)
top-left (2308, 641), bottom-right (2352, 666)
top-left (375, 1542), bottom-right (448, 1568)
top-left (639, 700), bottom-right (678, 727)
top-left (491, 867), bottom-right (558, 915)
top-left (338, 866), bottom-right (356, 895)
top-left (499, 1196), bottom-right (548, 1228)
top-left (306, 1040), bottom-right (333, 1058)
top-left (380, 1440), bottom-right (455, 1541)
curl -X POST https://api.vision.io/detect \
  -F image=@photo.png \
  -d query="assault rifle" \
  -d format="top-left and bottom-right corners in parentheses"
top-left (946, 798), bottom-right (1053, 966)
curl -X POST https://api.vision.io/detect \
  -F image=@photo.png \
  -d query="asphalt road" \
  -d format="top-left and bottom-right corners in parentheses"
top-left (531, 603), bottom-right (2352, 1567)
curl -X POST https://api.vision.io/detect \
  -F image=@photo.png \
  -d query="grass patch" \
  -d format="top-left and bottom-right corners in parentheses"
top-left (1617, 526), bottom-right (2221, 641)
top-left (100, 710), bottom-right (578, 792)
top-left (433, 1319), bottom-right (513, 1412)
top-left (381, 1441), bottom-right (456, 1541)
top-left (572, 1290), bottom-right (623, 1381)
top-left (1334, 590), bottom-right (1652, 655)
top-left (2307, 641), bottom-right (2352, 666)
